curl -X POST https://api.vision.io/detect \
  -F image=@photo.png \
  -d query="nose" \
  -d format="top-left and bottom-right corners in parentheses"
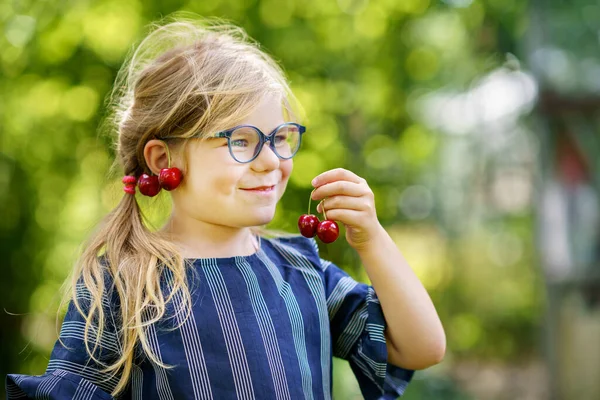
top-left (251, 140), bottom-right (280, 171)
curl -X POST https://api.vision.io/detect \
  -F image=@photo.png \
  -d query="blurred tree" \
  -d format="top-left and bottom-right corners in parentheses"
top-left (527, 0), bottom-right (600, 398)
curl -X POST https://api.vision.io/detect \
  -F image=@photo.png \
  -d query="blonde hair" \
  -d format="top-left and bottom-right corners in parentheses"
top-left (65, 14), bottom-right (303, 396)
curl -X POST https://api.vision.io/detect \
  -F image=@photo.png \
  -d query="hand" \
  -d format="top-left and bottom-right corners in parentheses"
top-left (311, 168), bottom-right (384, 251)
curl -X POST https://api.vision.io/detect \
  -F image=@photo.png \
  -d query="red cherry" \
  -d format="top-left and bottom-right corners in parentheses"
top-left (298, 214), bottom-right (320, 238)
top-left (137, 174), bottom-right (161, 197)
top-left (159, 167), bottom-right (182, 191)
top-left (317, 220), bottom-right (339, 243)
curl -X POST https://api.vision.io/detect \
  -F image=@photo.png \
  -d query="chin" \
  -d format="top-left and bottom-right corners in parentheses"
top-left (248, 210), bottom-right (276, 226)
top-left (254, 215), bottom-right (276, 226)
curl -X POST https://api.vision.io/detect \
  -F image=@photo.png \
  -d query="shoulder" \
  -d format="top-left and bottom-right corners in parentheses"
top-left (263, 234), bottom-right (324, 270)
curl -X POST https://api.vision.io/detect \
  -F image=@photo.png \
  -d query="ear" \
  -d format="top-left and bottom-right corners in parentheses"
top-left (143, 139), bottom-right (170, 176)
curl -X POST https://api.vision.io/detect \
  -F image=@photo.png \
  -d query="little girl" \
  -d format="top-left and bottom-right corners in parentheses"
top-left (6, 15), bottom-right (445, 400)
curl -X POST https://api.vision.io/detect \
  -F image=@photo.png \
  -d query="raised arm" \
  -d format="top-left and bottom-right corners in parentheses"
top-left (311, 168), bottom-right (446, 370)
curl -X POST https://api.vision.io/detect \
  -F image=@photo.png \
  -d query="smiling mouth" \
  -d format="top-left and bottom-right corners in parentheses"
top-left (241, 185), bottom-right (275, 191)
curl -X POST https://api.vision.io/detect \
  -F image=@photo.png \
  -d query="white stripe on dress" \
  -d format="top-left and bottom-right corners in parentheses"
top-left (35, 370), bottom-right (62, 400)
top-left (326, 276), bottom-right (357, 320)
top-left (72, 378), bottom-right (95, 400)
top-left (365, 323), bottom-right (387, 344)
top-left (356, 344), bottom-right (387, 378)
top-left (235, 257), bottom-right (292, 400)
top-left (270, 239), bottom-right (332, 400)
top-left (334, 302), bottom-right (368, 359)
top-left (131, 363), bottom-right (144, 400)
top-left (201, 258), bottom-right (255, 400)
top-left (46, 360), bottom-right (118, 394)
top-left (349, 354), bottom-right (384, 393)
top-left (59, 321), bottom-right (121, 354)
top-left (257, 250), bottom-right (315, 400)
top-left (146, 320), bottom-right (175, 400)
top-left (164, 269), bottom-right (214, 400)
top-left (6, 378), bottom-right (27, 399)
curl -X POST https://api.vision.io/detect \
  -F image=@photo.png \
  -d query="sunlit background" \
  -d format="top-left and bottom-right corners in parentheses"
top-left (2, 0), bottom-right (600, 399)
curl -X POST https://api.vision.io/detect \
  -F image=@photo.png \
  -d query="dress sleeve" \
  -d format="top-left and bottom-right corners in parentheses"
top-left (6, 276), bottom-right (122, 400)
top-left (322, 255), bottom-right (415, 399)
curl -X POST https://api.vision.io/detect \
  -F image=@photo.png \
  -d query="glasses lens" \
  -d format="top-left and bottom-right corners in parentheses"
top-left (272, 124), bottom-right (301, 159)
top-left (230, 127), bottom-right (261, 162)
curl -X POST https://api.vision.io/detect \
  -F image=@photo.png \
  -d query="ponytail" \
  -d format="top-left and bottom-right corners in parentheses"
top-left (66, 191), bottom-right (191, 395)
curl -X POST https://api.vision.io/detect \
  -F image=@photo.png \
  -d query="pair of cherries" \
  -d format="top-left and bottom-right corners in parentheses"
top-left (137, 167), bottom-right (182, 196)
top-left (298, 188), bottom-right (339, 243)
top-left (128, 142), bottom-right (182, 196)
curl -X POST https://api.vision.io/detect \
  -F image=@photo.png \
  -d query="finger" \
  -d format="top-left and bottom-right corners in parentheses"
top-left (312, 168), bottom-right (364, 188)
top-left (316, 196), bottom-right (372, 213)
top-left (311, 180), bottom-right (366, 201)
top-left (319, 208), bottom-right (366, 228)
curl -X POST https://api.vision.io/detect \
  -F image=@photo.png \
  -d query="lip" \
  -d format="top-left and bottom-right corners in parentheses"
top-left (241, 184), bottom-right (276, 190)
top-left (240, 185), bottom-right (276, 193)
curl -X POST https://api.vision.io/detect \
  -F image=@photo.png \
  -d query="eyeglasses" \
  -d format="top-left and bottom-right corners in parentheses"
top-left (161, 122), bottom-right (306, 163)
top-left (213, 122), bottom-right (306, 163)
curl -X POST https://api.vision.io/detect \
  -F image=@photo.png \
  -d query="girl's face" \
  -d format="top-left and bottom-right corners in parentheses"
top-left (172, 93), bottom-right (293, 229)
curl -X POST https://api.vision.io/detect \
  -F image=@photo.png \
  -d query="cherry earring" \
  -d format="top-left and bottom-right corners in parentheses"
top-left (138, 173), bottom-right (161, 197)
top-left (158, 142), bottom-right (182, 191)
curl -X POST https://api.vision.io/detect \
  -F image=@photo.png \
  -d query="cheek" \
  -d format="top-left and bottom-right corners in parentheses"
top-left (277, 160), bottom-right (293, 199)
top-left (203, 167), bottom-right (244, 196)
top-left (184, 149), bottom-right (242, 195)
top-left (281, 159), bottom-right (293, 181)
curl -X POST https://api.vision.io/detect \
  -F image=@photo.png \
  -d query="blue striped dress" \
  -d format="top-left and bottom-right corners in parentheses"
top-left (6, 235), bottom-right (414, 399)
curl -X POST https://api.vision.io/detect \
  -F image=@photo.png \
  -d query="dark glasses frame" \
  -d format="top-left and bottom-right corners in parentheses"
top-left (213, 122), bottom-right (306, 164)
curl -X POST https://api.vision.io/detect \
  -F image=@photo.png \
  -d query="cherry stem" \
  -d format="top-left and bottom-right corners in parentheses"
top-left (309, 188), bottom-right (328, 220)
top-left (163, 141), bottom-right (172, 169)
top-left (308, 188), bottom-right (316, 215)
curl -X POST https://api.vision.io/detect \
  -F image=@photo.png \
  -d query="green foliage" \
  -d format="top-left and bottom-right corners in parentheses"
top-left (0, 0), bottom-right (547, 398)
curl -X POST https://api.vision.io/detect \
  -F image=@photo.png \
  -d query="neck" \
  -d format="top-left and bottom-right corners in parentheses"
top-left (160, 211), bottom-right (258, 259)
